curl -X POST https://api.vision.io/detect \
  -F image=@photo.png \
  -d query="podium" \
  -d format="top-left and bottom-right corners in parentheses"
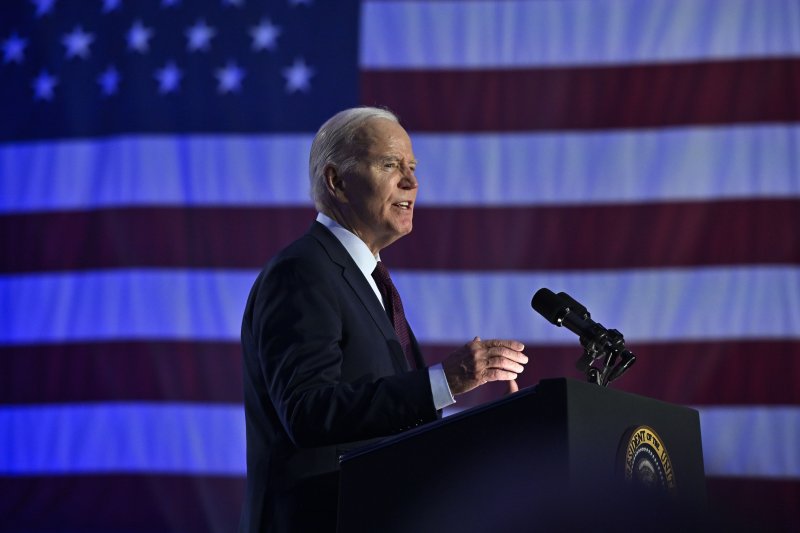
top-left (338, 378), bottom-right (707, 532)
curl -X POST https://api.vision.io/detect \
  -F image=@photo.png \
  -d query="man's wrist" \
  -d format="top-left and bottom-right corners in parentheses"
top-left (428, 363), bottom-right (456, 410)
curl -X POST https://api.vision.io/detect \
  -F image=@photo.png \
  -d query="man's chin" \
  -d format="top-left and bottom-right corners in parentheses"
top-left (381, 224), bottom-right (413, 250)
top-left (397, 222), bottom-right (413, 238)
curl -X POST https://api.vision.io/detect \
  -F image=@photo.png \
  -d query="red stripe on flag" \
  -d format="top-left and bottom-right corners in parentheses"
top-left (2, 200), bottom-right (797, 272)
top-left (389, 200), bottom-right (800, 270)
top-left (362, 59), bottom-right (800, 131)
top-left (2, 340), bottom-right (798, 406)
top-left (0, 341), bottom-right (242, 404)
top-left (0, 206), bottom-right (315, 273)
top-left (707, 477), bottom-right (800, 532)
top-left (423, 340), bottom-right (800, 408)
top-left (0, 475), bottom-right (243, 533)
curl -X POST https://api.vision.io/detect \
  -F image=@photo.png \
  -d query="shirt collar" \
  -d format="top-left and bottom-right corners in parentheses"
top-left (316, 212), bottom-right (380, 279)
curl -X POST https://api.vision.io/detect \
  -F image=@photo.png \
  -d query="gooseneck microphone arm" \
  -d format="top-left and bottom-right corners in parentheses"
top-left (531, 288), bottom-right (636, 386)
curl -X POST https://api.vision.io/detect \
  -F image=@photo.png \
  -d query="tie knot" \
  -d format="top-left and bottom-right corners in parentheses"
top-left (372, 261), bottom-right (392, 286)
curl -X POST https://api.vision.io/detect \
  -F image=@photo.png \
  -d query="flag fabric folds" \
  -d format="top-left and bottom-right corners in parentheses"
top-left (1, 1), bottom-right (799, 531)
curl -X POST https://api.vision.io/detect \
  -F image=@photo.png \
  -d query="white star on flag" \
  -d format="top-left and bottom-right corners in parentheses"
top-left (186, 20), bottom-right (216, 52)
top-left (63, 26), bottom-right (95, 60)
top-left (282, 57), bottom-right (314, 93)
top-left (250, 19), bottom-right (280, 52)
top-left (155, 61), bottom-right (182, 94)
top-left (102, 0), bottom-right (121, 13)
top-left (2, 33), bottom-right (27, 64)
top-left (32, 70), bottom-right (58, 101)
top-left (31, 0), bottom-right (56, 17)
top-left (128, 20), bottom-right (154, 54)
top-left (161, 0), bottom-right (180, 7)
top-left (97, 65), bottom-right (121, 96)
top-left (215, 61), bottom-right (245, 94)
top-left (222, 0), bottom-right (245, 7)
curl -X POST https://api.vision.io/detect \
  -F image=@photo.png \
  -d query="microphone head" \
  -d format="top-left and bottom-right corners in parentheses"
top-left (557, 291), bottom-right (590, 319)
top-left (531, 288), bottom-right (569, 325)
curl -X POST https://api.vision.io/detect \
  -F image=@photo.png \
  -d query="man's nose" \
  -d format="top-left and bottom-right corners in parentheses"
top-left (400, 167), bottom-right (418, 189)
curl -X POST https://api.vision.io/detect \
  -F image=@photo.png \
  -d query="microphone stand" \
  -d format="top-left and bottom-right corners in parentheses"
top-left (575, 327), bottom-right (636, 387)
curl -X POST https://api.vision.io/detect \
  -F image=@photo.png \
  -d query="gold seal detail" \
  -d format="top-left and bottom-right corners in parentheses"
top-left (623, 425), bottom-right (676, 493)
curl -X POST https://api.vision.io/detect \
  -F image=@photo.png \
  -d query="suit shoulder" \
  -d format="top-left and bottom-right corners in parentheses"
top-left (244, 233), bottom-right (337, 317)
top-left (255, 231), bottom-right (341, 290)
top-left (268, 232), bottom-right (331, 270)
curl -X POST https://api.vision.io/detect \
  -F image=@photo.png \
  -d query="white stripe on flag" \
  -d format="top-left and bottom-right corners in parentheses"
top-left (2, 266), bottom-right (798, 345)
top-left (1, 403), bottom-right (798, 478)
top-left (0, 134), bottom-right (313, 213)
top-left (0, 269), bottom-right (254, 344)
top-left (699, 406), bottom-right (800, 478)
top-left (415, 125), bottom-right (800, 206)
top-left (0, 403), bottom-right (245, 475)
top-left (397, 267), bottom-right (800, 344)
top-left (2, 125), bottom-right (799, 212)
top-left (361, 0), bottom-right (800, 68)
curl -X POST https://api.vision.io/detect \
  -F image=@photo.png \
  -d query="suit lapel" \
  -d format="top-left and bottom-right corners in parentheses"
top-left (308, 222), bottom-right (410, 371)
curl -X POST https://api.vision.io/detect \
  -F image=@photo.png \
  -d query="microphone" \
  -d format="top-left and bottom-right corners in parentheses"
top-left (530, 288), bottom-right (608, 346)
top-left (531, 288), bottom-right (636, 386)
top-left (556, 291), bottom-right (589, 320)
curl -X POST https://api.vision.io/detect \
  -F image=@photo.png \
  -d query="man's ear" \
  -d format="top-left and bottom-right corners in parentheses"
top-left (324, 165), bottom-right (347, 202)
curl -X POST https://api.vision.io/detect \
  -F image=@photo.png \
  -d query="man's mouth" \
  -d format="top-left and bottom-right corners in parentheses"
top-left (392, 201), bottom-right (412, 210)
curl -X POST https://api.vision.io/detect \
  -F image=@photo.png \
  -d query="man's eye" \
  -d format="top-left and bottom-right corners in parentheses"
top-left (384, 162), bottom-right (398, 169)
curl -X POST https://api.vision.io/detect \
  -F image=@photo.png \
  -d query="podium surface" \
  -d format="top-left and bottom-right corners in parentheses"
top-left (338, 378), bottom-right (706, 532)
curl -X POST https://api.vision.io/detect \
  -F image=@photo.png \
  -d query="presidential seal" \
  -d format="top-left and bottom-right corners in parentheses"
top-left (622, 425), bottom-right (676, 494)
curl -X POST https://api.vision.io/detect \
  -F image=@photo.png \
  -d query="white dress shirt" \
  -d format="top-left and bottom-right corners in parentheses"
top-left (316, 213), bottom-right (455, 410)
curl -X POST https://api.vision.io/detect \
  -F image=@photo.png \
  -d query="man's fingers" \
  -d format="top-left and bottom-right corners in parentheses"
top-left (507, 379), bottom-right (519, 394)
top-left (484, 369), bottom-right (518, 383)
top-left (482, 339), bottom-right (525, 352)
top-left (486, 355), bottom-right (525, 374)
top-left (485, 346), bottom-right (529, 364)
top-left (446, 337), bottom-right (530, 395)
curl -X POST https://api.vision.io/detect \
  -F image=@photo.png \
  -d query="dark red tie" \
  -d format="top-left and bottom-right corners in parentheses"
top-left (372, 261), bottom-right (415, 369)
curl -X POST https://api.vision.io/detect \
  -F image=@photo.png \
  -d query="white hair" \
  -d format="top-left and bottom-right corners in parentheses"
top-left (308, 106), bottom-right (399, 210)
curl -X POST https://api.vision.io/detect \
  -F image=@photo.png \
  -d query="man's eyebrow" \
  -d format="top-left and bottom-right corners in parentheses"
top-left (373, 155), bottom-right (419, 170)
top-left (379, 155), bottom-right (418, 164)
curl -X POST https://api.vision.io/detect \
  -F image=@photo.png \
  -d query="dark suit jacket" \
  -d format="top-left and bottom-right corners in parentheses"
top-left (239, 221), bottom-right (438, 533)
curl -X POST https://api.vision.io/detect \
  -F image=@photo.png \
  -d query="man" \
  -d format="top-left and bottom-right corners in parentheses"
top-left (239, 107), bottom-right (529, 532)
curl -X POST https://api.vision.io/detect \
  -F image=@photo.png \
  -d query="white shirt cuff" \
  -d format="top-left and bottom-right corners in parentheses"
top-left (428, 363), bottom-right (456, 410)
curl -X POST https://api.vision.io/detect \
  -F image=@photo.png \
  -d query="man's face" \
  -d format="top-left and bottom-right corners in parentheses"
top-left (336, 118), bottom-right (418, 253)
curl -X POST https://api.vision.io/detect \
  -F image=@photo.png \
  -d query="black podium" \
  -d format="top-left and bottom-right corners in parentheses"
top-left (338, 378), bottom-right (707, 532)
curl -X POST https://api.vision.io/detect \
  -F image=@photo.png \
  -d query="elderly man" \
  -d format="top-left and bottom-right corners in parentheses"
top-left (239, 107), bottom-right (529, 532)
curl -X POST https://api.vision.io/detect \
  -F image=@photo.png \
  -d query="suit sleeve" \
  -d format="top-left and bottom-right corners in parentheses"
top-left (247, 256), bottom-right (438, 447)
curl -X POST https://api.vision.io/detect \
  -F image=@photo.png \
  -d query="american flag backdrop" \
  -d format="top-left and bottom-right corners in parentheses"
top-left (1, 0), bottom-right (799, 531)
